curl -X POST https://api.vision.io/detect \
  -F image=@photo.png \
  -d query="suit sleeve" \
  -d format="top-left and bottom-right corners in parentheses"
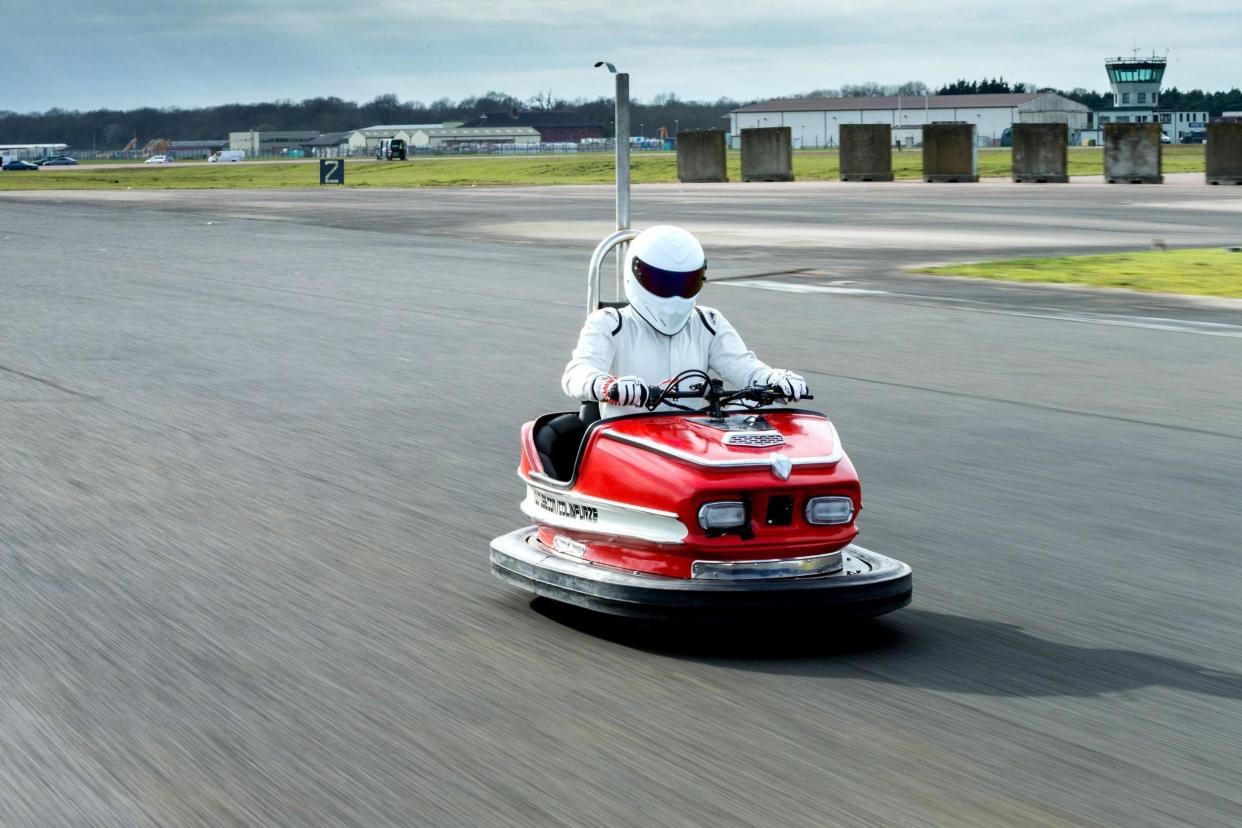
top-left (706, 309), bottom-right (773, 389)
top-left (561, 309), bottom-right (618, 401)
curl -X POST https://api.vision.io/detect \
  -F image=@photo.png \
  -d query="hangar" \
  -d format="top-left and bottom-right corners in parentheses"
top-left (346, 124), bottom-right (445, 154)
top-left (410, 126), bottom-right (540, 148)
top-left (729, 92), bottom-right (1090, 147)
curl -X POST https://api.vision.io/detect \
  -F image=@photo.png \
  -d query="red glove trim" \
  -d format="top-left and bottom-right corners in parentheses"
top-left (599, 375), bottom-right (618, 402)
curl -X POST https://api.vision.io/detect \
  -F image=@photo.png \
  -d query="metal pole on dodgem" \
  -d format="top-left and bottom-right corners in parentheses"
top-left (595, 61), bottom-right (630, 298)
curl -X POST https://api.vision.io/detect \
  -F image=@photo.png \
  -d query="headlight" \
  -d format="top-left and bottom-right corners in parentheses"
top-left (805, 496), bottom-right (854, 525)
top-left (698, 501), bottom-right (747, 530)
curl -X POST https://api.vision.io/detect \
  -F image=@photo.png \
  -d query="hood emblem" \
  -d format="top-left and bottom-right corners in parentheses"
top-left (770, 452), bottom-right (792, 480)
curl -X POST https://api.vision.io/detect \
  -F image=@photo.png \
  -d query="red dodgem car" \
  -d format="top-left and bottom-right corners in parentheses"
top-left (490, 232), bottom-right (912, 622)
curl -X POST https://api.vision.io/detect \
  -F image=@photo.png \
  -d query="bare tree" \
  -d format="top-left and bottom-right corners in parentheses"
top-left (527, 89), bottom-right (557, 110)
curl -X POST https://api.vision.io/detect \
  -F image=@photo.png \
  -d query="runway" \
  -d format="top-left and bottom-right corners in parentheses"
top-left (1, 182), bottom-right (1240, 826)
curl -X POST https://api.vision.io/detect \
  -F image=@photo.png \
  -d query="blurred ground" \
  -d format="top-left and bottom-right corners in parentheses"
top-left (1, 181), bottom-right (1240, 826)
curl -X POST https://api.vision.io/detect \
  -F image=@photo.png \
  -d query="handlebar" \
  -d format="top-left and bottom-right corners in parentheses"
top-left (606, 378), bottom-right (812, 408)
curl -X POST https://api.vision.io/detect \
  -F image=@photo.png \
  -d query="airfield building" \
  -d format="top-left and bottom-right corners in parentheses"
top-left (409, 126), bottom-right (541, 148)
top-left (729, 92), bottom-right (1090, 147)
top-left (460, 111), bottom-right (601, 143)
top-left (1091, 55), bottom-right (1209, 142)
top-left (228, 130), bottom-right (320, 155)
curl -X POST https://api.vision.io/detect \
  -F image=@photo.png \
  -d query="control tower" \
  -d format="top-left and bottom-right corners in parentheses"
top-left (1105, 53), bottom-right (1166, 110)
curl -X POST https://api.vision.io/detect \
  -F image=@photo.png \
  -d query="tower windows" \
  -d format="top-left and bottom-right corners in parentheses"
top-left (1121, 92), bottom-right (1131, 104)
top-left (1137, 92), bottom-right (1146, 104)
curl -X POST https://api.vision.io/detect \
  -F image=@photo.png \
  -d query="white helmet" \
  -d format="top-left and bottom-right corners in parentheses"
top-left (623, 225), bottom-right (707, 335)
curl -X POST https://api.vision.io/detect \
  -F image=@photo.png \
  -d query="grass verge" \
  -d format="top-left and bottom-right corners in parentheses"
top-left (919, 248), bottom-right (1242, 298)
top-left (0, 146), bottom-right (1207, 190)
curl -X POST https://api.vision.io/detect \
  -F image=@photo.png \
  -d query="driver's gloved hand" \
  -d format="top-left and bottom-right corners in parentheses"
top-left (764, 369), bottom-right (808, 401)
top-left (598, 375), bottom-right (649, 407)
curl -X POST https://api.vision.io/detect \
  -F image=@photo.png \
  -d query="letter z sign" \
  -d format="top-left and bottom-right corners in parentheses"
top-left (319, 159), bottom-right (345, 185)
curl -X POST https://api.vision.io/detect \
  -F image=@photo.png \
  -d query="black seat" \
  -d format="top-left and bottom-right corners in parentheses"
top-left (579, 401), bottom-right (601, 426)
top-left (533, 413), bottom-right (586, 482)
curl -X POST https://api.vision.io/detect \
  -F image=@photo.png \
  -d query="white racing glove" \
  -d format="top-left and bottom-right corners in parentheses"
top-left (595, 375), bottom-right (649, 407)
top-left (763, 369), bottom-right (808, 402)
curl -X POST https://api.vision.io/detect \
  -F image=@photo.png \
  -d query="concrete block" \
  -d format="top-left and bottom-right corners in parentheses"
top-left (839, 124), bottom-right (893, 181)
top-left (922, 123), bottom-right (978, 182)
top-left (741, 127), bottom-right (793, 182)
top-left (1105, 123), bottom-right (1162, 184)
top-left (1012, 122), bottom-right (1068, 183)
top-left (1206, 122), bottom-right (1242, 185)
top-left (676, 130), bottom-right (728, 183)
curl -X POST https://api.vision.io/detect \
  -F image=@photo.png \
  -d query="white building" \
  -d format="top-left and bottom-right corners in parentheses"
top-left (347, 124), bottom-right (444, 154)
top-left (409, 126), bottom-right (540, 148)
top-left (0, 142), bottom-right (68, 159)
top-left (729, 92), bottom-right (1090, 147)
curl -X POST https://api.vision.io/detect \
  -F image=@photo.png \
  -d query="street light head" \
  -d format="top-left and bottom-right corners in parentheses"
top-left (594, 61), bottom-right (617, 73)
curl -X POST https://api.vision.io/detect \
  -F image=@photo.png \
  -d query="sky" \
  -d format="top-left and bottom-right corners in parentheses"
top-left (4, 0), bottom-right (1239, 113)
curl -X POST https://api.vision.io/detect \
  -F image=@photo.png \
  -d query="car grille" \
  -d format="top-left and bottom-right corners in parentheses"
top-left (722, 431), bottom-right (785, 448)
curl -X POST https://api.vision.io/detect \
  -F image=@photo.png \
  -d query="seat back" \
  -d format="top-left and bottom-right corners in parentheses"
top-left (533, 413), bottom-right (586, 481)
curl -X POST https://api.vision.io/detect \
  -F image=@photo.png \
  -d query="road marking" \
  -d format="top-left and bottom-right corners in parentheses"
top-left (996, 310), bottom-right (1242, 338)
top-left (722, 279), bottom-right (890, 296)
top-left (723, 280), bottom-right (1242, 338)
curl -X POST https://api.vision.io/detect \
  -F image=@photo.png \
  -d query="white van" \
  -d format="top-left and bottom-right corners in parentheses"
top-left (209, 150), bottom-right (245, 163)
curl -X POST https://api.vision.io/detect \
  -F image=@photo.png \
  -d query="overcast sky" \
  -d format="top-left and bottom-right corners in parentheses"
top-left (4, 0), bottom-right (1238, 113)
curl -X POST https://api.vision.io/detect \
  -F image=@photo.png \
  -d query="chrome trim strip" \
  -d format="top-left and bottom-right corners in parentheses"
top-left (494, 530), bottom-right (907, 594)
top-left (526, 469), bottom-right (572, 490)
top-left (602, 424), bottom-right (843, 469)
top-left (691, 550), bottom-right (844, 580)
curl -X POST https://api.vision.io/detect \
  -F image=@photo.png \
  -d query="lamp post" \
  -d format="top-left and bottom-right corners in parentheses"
top-left (595, 60), bottom-right (630, 288)
top-left (674, 119), bottom-right (679, 136)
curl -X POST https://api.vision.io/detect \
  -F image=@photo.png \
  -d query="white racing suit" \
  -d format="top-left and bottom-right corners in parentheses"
top-left (562, 305), bottom-right (775, 418)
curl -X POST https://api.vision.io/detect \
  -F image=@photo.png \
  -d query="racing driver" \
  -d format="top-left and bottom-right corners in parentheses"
top-left (563, 225), bottom-right (808, 418)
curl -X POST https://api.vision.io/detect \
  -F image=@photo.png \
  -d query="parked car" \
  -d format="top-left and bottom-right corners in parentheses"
top-left (41, 156), bottom-right (79, 166)
top-left (3, 160), bottom-right (40, 171)
top-left (144, 155), bottom-right (174, 164)
top-left (1160, 133), bottom-right (1172, 144)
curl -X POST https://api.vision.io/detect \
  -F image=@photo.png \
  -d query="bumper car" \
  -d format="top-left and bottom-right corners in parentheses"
top-left (490, 231), bottom-right (912, 621)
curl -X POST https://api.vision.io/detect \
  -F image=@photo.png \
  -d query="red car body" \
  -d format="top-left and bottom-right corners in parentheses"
top-left (519, 411), bottom-right (861, 578)
top-left (492, 403), bottom-right (911, 620)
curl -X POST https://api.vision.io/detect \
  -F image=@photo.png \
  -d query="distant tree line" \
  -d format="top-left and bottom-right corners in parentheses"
top-left (936, 78), bottom-right (1034, 95)
top-left (935, 77), bottom-right (1242, 113)
top-left (0, 91), bottom-right (741, 149)
top-left (3, 82), bottom-right (1240, 150)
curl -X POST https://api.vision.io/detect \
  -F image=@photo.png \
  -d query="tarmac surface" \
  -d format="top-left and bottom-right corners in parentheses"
top-left (1, 181), bottom-right (1241, 826)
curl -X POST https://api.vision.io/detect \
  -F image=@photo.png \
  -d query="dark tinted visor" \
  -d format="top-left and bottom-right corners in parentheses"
top-left (632, 257), bottom-right (706, 299)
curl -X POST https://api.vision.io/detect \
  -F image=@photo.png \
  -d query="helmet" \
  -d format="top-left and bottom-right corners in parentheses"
top-left (623, 225), bottom-right (707, 335)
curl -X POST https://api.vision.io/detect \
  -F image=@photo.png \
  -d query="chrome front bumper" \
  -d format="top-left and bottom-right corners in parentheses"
top-left (489, 527), bottom-right (912, 620)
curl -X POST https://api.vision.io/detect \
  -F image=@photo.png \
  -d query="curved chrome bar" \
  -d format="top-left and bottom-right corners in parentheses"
top-left (586, 228), bottom-right (640, 314)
